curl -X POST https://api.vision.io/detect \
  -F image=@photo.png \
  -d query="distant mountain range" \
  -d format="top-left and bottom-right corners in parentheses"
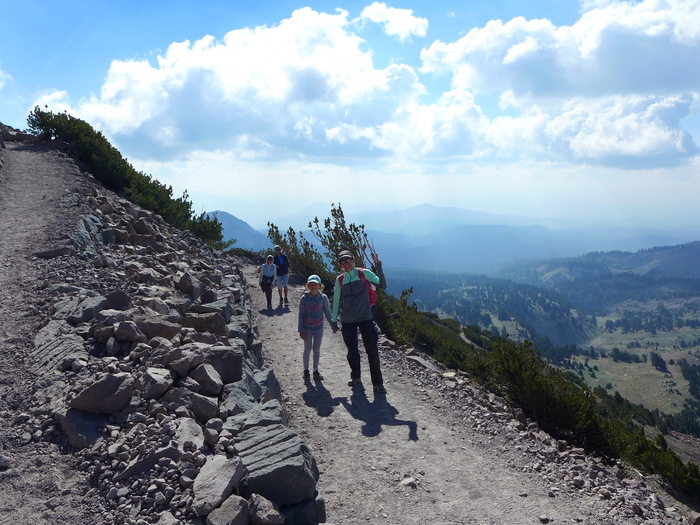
top-left (211, 205), bottom-right (699, 275)
top-left (496, 241), bottom-right (700, 313)
top-left (208, 211), bottom-right (269, 251)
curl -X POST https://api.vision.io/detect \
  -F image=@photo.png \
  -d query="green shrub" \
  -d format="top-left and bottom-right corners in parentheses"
top-left (26, 107), bottom-right (225, 247)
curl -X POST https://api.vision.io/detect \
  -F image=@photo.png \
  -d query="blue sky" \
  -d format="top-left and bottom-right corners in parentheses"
top-left (2, 0), bottom-right (699, 230)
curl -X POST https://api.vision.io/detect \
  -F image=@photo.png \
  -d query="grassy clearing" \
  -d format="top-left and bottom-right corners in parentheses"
top-left (571, 355), bottom-right (691, 415)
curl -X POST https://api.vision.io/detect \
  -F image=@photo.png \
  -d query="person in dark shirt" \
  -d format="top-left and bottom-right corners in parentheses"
top-left (273, 245), bottom-right (291, 305)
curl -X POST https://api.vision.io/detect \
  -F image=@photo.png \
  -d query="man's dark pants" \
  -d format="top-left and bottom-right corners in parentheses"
top-left (341, 319), bottom-right (383, 386)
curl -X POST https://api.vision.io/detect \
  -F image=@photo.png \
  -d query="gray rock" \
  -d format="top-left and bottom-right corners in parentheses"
top-left (179, 312), bottom-right (228, 336)
top-left (54, 408), bottom-right (108, 449)
top-left (30, 332), bottom-right (88, 374)
top-left (190, 364), bottom-right (224, 397)
top-left (69, 373), bottom-right (135, 414)
top-left (219, 384), bottom-right (257, 418)
top-left (115, 444), bottom-right (181, 481)
top-left (235, 423), bottom-right (318, 508)
top-left (280, 495), bottom-right (326, 525)
top-left (248, 493), bottom-right (284, 524)
top-left (105, 290), bottom-right (132, 310)
top-left (205, 494), bottom-right (249, 525)
top-left (223, 400), bottom-right (288, 435)
top-left (177, 417), bottom-right (205, 452)
top-left (202, 345), bottom-right (244, 385)
top-left (192, 455), bottom-right (245, 517)
top-left (115, 321), bottom-right (147, 343)
top-left (136, 316), bottom-right (183, 340)
top-left (138, 367), bottom-right (174, 400)
top-left (177, 272), bottom-right (205, 300)
top-left (191, 392), bottom-right (219, 423)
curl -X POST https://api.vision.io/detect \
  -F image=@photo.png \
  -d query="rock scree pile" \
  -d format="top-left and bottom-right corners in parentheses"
top-left (0, 133), bottom-right (322, 524)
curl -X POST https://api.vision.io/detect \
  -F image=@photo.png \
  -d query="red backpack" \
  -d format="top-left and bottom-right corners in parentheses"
top-left (338, 268), bottom-right (377, 306)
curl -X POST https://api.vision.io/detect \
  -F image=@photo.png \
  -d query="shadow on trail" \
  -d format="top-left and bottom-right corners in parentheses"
top-left (302, 380), bottom-right (343, 417)
top-left (258, 304), bottom-right (291, 317)
top-left (340, 386), bottom-right (419, 441)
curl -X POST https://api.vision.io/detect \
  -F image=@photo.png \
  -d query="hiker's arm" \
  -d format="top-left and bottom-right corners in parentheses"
top-left (323, 295), bottom-right (336, 329)
top-left (297, 296), bottom-right (306, 332)
top-left (331, 277), bottom-right (341, 322)
top-left (366, 255), bottom-right (387, 290)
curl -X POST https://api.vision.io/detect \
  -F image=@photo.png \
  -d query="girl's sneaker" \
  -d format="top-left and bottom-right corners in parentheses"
top-left (313, 370), bottom-right (324, 381)
top-left (303, 370), bottom-right (311, 381)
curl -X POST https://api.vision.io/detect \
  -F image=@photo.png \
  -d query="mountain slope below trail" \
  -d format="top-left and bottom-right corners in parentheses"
top-left (243, 266), bottom-right (694, 524)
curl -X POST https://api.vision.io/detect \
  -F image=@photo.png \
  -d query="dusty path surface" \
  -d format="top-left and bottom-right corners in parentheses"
top-left (0, 143), bottom-right (105, 523)
top-left (243, 266), bottom-right (693, 525)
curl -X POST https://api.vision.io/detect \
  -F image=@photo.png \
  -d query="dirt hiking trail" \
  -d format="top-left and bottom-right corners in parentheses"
top-left (243, 265), bottom-right (683, 525)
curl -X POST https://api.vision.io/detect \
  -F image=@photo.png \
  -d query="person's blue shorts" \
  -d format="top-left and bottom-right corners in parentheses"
top-left (276, 274), bottom-right (289, 288)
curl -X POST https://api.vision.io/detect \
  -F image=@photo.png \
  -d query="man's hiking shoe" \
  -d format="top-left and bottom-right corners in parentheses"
top-left (313, 371), bottom-right (324, 381)
top-left (348, 378), bottom-right (361, 387)
top-left (373, 384), bottom-right (387, 394)
top-left (303, 370), bottom-right (311, 381)
top-left (284, 297), bottom-right (289, 304)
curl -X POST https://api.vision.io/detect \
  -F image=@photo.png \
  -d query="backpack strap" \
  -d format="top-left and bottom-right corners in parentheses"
top-left (356, 268), bottom-right (367, 283)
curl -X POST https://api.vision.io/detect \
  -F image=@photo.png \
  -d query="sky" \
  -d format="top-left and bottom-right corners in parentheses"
top-left (1, 0), bottom-right (699, 230)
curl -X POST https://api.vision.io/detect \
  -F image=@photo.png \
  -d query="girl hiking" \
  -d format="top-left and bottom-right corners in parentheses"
top-left (298, 274), bottom-right (337, 382)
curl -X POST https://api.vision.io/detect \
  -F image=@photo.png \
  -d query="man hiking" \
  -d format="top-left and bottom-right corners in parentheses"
top-left (273, 244), bottom-right (290, 305)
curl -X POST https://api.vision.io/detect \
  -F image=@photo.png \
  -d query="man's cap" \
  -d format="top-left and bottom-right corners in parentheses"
top-left (337, 250), bottom-right (354, 262)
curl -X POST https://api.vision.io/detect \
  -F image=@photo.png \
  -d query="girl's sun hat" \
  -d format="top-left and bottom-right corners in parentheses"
top-left (306, 274), bottom-right (321, 286)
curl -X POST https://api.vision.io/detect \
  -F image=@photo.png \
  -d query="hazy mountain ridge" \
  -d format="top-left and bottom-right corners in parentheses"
top-left (217, 205), bottom-right (699, 274)
top-left (495, 241), bottom-right (700, 314)
top-left (208, 210), bottom-right (269, 251)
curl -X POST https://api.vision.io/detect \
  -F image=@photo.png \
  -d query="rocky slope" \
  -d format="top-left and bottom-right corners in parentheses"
top-left (0, 136), bottom-right (321, 524)
top-left (0, 130), bottom-right (699, 525)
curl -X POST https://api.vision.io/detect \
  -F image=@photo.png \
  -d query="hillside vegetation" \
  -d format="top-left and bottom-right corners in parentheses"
top-left (26, 107), bottom-right (228, 248)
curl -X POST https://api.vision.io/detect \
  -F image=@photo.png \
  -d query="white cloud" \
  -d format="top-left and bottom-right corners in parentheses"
top-left (359, 2), bottom-right (428, 42)
top-left (57, 7), bottom-right (427, 162)
top-left (35, 1), bottom-right (700, 172)
top-left (0, 68), bottom-right (12, 91)
top-left (419, 0), bottom-right (700, 165)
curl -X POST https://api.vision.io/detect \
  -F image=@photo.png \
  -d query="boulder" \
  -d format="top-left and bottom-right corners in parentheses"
top-left (137, 367), bottom-right (174, 400)
top-left (136, 316), bottom-right (182, 340)
top-left (179, 312), bottom-right (228, 336)
top-left (205, 494), bottom-right (249, 525)
top-left (192, 455), bottom-right (245, 517)
top-left (234, 423), bottom-right (319, 508)
top-left (54, 408), bottom-right (108, 449)
top-left (202, 345), bottom-right (244, 384)
top-left (69, 373), bottom-right (134, 414)
top-left (190, 364), bottom-right (224, 397)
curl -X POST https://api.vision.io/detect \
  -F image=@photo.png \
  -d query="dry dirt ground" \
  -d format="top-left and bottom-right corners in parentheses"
top-left (0, 142), bottom-right (106, 524)
top-left (244, 265), bottom-right (696, 525)
top-left (0, 139), bottom-right (697, 525)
